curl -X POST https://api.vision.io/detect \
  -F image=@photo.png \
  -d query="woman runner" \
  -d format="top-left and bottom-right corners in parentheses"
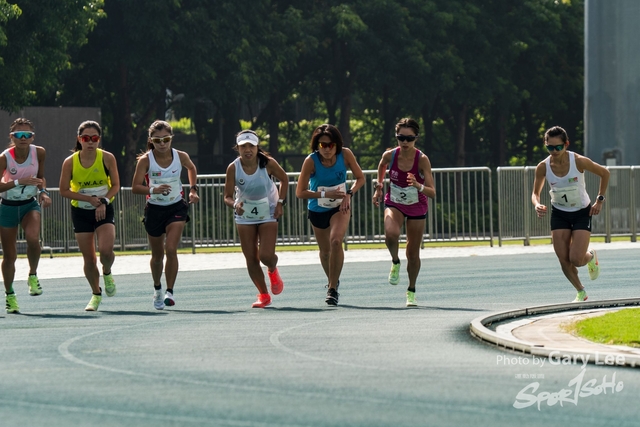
top-left (131, 120), bottom-right (199, 310)
top-left (59, 120), bottom-right (120, 311)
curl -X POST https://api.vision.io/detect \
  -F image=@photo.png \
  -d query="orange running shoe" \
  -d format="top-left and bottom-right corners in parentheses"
top-left (268, 268), bottom-right (284, 295)
top-left (252, 293), bottom-right (272, 308)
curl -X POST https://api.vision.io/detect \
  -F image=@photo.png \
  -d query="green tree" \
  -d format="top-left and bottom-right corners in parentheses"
top-left (0, 1), bottom-right (104, 111)
top-left (59, 0), bottom-right (215, 183)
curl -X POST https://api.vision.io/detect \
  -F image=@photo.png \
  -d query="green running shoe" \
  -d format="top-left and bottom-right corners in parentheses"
top-left (6, 293), bottom-right (19, 313)
top-left (28, 274), bottom-right (42, 296)
top-left (388, 262), bottom-right (400, 285)
top-left (573, 290), bottom-right (588, 302)
top-left (587, 249), bottom-right (599, 281)
top-left (85, 294), bottom-right (102, 311)
top-left (406, 291), bottom-right (417, 307)
top-left (104, 273), bottom-right (116, 297)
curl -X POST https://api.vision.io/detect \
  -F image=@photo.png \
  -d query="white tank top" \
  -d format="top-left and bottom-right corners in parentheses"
top-left (146, 149), bottom-right (183, 206)
top-left (233, 157), bottom-right (278, 224)
top-left (545, 151), bottom-right (590, 212)
top-left (1, 145), bottom-right (39, 201)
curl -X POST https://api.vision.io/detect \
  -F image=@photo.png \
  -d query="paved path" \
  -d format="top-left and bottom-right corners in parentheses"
top-left (2, 241), bottom-right (639, 427)
top-left (21, 240), bottom-right (638, 279)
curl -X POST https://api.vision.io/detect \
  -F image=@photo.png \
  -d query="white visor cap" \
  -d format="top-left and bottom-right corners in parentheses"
top-left (236, 132), bottom-right (259, 146)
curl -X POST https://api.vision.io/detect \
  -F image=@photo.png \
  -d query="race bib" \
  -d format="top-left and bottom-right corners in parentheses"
top-left (4, 183), bottom-right (37, 201)
top-left (77, 185), bottom-right (109, 209)
top-left (390, 182), bottom-right (419, 205)
top-left (549, 186), bottom-right (581, 208)
top-left (149, 176), bottom-right (182, 204)
top-left (240, 197), bottom-right (270, 220)
top-left (318, 183), bottom-right (346, 208)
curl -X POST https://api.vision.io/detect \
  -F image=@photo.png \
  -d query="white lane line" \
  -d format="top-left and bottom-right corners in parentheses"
top-left (269, 316), bottom-right (391, 371)
top-left (0, 398), bottom-right (304, 426)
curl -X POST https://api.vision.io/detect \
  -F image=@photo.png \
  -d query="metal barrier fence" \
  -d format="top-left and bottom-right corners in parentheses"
top-left (194, 167), bottom-right (493, 249)
top-left (497, 165), bottom-right (639, 245)
top-left (17, 165), bottom-right (640, 254)
top-left (31, 167), bottom-right (493, 255)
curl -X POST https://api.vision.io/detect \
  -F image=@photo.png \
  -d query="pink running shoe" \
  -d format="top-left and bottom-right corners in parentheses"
top-left (252, 293), bottom-right (272, 308)
top-left (268, 268), bottom-right (284, 295)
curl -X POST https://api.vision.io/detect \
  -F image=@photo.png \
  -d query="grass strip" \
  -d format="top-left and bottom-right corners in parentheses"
top-left (567, 308), bottom-right (640, 348)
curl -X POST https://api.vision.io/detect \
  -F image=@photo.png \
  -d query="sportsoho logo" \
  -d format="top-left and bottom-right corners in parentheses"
top-left (504, 352), bottom-right (625, 410)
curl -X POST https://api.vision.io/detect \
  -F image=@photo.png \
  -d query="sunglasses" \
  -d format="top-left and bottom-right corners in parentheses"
top-left (319, 142), bottom-right (335, 149)
top-left (151, 135), bottom-right (173, 144)
top-left (11, 131), bottom-right (34, 139)
top-left (79, 134), bottom-right (100, 143)
top-left (545, 144), bottom-right (565, 152)
top-left (396, 134), bottom-right (417, 142)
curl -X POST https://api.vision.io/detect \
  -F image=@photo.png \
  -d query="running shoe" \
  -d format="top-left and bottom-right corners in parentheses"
top-left (5, 293), bottom-right (19, 313)
top-left (153, 288), bottom-right (165, 310)
top-left (573, 290), bottom-right (588, 302)
top-left (85, 294), bottom-right (102, 311)
top-left (587, 249), bottom-right (600, 281)
top-left (164, 291), bottom-right (175, 307)
top-left (268, 268), bottom-right (284, 295)
top-left (252, 293), bottom-right (272, 308)
top-left (104, 273), bottom-right (116, 297)
top-left (325, 287), bottom-right (339, 306)
top-left (28, 275), bottom-right (42, 296)
top-left (389, 262), bottom-right (400, 285)
top-left (406, 290), bottom-right (417, 307)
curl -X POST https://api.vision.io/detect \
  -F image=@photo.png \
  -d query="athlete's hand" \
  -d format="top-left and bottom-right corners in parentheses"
top-left (94, 203), bottom-right (106, 221)
top-left (20, 177), bottom-right (43, 187)
top-left (407, 173), bottom-right (419, 188)
top-left (38, 192), bottom-right (51, 208)
top-left (157, 184), bottom-right (171, 196)
top-left (535, 204), bottom-right (547, 218)
top-left (87, 196), bottom-right (102, 208)
top-left (329, 189), bottom-right (345, 199)
top-left (590, 201), bottom-right (602, 216)
top-left (188, 192), bottom-right (199, 204)
top-left (372, 188), bottom-right (382, 207)
top-left (273, 203), bottom-right (283, 219)
top-left (340, 194), bottom-right (351, 213)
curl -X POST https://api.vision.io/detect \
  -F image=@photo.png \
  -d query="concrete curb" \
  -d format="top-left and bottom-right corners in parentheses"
top-left (470, 297), bottom-right (640, 368)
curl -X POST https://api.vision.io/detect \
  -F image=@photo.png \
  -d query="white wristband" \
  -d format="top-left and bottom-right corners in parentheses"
top-left (14, 179), bottom-right (19, 187)
top-left (419, 184), bottom-right (424, 192)
top-left (149, 186), bottom-right (155, 194)
top-left (320, 190), bottom-right (325, 198)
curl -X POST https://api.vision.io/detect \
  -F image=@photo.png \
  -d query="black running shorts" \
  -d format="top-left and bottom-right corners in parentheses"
top-left (550, 205), bottom-right (591, 232)
top-left (143, 200), bottom-right (190, 237)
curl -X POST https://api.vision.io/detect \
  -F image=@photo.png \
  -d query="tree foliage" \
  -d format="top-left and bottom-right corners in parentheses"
top-left (0, 0), bottom-right (104, 111)
top-left (1, 0), bottom-right (584, 178)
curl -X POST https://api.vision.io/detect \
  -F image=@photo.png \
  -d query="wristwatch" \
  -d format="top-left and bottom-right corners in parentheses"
top-left (596, 195), bottom-right (605, 202)
top-left (346, 189), bottom-right (353, 196)
top-left (278, 198), bottom-right (287, 206)
top-left (100, 197), bottom-right (110, 205)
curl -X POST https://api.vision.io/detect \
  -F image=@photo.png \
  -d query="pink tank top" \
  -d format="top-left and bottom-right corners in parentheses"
top-left (1, 145), bottom-right (39, 201)
top-left (383, 147), bottom-right (428, 217)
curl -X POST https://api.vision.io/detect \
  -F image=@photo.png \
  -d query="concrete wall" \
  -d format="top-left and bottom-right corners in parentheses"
top-left (0, 107), bottom-right (101, 188)
top-left (585, 1), bottom-right (640, 166)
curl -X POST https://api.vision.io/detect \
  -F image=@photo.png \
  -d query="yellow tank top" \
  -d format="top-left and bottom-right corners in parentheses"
top-left (70, 149), bottom-right (113, 209)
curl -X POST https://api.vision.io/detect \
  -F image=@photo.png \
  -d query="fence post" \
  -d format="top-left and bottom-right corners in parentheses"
top-left (488, 168), bottom-right (494, 247)
top-left (118, 190), bottom-right (125, 251)
top-left (632, 167), bottom-right (637, 242)
top-left (523, 167), bottom-right (531, 246)
top-left (191, 202), bottom-right (196, 254)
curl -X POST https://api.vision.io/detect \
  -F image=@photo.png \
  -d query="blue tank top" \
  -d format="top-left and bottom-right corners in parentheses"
top-left (308, 151), bottom-right (347, 212)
